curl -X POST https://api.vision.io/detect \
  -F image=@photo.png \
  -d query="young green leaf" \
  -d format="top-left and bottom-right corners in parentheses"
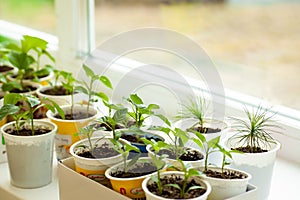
top-left (27, 95), bottom-right (41, 108)
top-left (130, 94), bottom-right (143, 104)
top-left (0, 104), bottom-right (20, 120)
top-left (82, 64), bottom-right (95, 78)
top-left (3, 93), bottom-right (23, 105)
top-left (113, 108), bottom-right (128, 124)
top-left (22, 35), bottom-right (48, 53)
top-left (99, 75), bottom-right (113, 89)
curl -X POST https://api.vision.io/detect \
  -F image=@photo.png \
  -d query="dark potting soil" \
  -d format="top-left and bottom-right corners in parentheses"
top-left (147, 174), bottom-right (207, 199)
top-left (158, 148), bottom-right (204, 161)
top-left (5, 126), bottom-right (51, 136)
top-left (126, 119), bottom-right (136, 127)
top-left (120, 132), bottom-right (163, 144)
top-left (41, 86), bottom-right (72, 96)
top-left (0, 65), bottom-right (13, 73)
top-left (95, 122), bottom-right (125, 131)
top-left (9, 85), bottom-right (38, 93)
top-left (232, 145), bottom-right (268, 153)
top-left (111, 162), bottom-right (157, 178)
top-left (188, 125), bottom-right (221, 134)
top-left (205, 169), bottom-right (248, 179)
top-left (12, 73), bottom-right (48, 80)
top-left (76, 142), bottom-right (119, 159)
top-left (54, 112), bottom-right (94, 120)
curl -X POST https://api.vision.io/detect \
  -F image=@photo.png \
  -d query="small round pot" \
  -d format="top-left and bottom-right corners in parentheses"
top-left (1, 120), bottom-right (57, 188)
top-left (146, 145), bottom-right (205, 170)
top-left (7, 82), bottom-right (41, 95)
top-left (70, 137), bottom-right (127, 187)
top-left (142, 171), bottom-right (211, 200)
top-left (7, 71), bottom-right (54, 86)
top-left (199, 166), bottom-right (251, 200)
top-left (175, 118), bottom-right (230, 166)
top-left (120, 130), bottom-right (165, 153)
top-left (105, 157), bottom-right (162, 199)
top-left (46, 105), bottom-right (99, 160)
top-left (225, 137), bottom-right (280, 200)
top-left (37, 85), bottom-right (78, 106)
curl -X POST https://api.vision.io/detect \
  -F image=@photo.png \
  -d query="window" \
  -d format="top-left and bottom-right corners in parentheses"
top-left (0, 0), bottom-right (55, 34)
top-left (93, 0), bottom-right (300, 110)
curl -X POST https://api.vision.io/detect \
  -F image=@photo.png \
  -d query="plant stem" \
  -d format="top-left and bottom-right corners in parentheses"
top-left (181, 171), bottom-right (188, 198)
top-left (29, 105), bottom-right (34, 136)
top-left (88, 130), bottom-right (93, 152)
top-left (86, 80), bottom-right (93, 118)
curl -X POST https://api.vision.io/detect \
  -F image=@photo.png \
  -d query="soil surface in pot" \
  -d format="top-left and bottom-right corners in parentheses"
top-left (120, 132), bottom-right (163, 145)
top-left (0, 65), bottom-right (13, 73)
top-left (9, 85), bottom-right (37, 93)
top-left (54, 111), bottom-right (94, 120)
top-left (231, 145), bottom-right (268, 153)
top-left (12, 73), bottom-right (49, 80)
top-left (4, 126), bottom-right (51, 136)
top-left (95, 122), bottom-right (125, 131)
top-left (111, 162), bottom-right (157, 178)
top-left (76, 142), bottom-right (119, 159)
top-left (147, 174), bottom-right (207, 199)
top-left (205, 169), bottom-right (248, 179)
top-left (188, 125), bottom-right (221, 134)
top-left (41, 86), bottom-right (73, 96)
top-left (158, 148), bottom-right (204, 161)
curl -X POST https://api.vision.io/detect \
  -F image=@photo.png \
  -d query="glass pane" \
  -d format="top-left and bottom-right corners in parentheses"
top-left (94, 0), bottom-right (300, 110)
top-left (0, 0), bottom-right (55, 34)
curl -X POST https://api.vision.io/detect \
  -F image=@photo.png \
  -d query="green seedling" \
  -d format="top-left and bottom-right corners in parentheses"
top-left (229, 105), bottom-right (281, 152)
top-left (76, 64), bottom-right (112, 117)
top-left (110, 138), bottom-right (141, 173)
top-left (166, 160), bottom-right (203, 199)
top-left (0, 93), bottom-right (64, 135)
top-left (141, 138), bottom-right (167, 195)
top-left (125, 93), bottom-right (170, 128)
top-left (176, 96), bottom-right (210, 132)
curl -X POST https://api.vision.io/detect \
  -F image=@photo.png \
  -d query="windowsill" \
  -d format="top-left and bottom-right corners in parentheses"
top-left (0, 157), bottom-right (299, 200)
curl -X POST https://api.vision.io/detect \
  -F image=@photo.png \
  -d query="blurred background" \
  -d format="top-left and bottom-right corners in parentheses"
top-left (0, 0), bottom-right (299, 110)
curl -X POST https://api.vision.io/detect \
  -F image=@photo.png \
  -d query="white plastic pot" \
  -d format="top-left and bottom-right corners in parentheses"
top-left (142, 171), bottom-right (211, 200)
top-left (70, 137), bottom-right (126, 187)
top-left (225, 138), bottom-right (280, 200)
top-left (146, 145), bottom-right (205, 169)
top-left (200, 166), bottom-right (251, 200)
top-left (175, 118), bottom-right (230, 166)
top-left (1, 120), bottom-right (57, 188)
top-left (7, 71), bottom-right (54, 86)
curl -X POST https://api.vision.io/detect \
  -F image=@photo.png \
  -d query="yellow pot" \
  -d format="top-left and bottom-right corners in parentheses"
top-left (105, 157), bottom-right (163, 199)
top-left (0, 117), bottom-right (6, 127)
top-left (46, 105), bottom-right (99, 160)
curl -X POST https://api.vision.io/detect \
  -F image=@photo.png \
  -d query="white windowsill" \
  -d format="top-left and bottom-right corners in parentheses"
top-left (0, 157), bottom-right (298, 200)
